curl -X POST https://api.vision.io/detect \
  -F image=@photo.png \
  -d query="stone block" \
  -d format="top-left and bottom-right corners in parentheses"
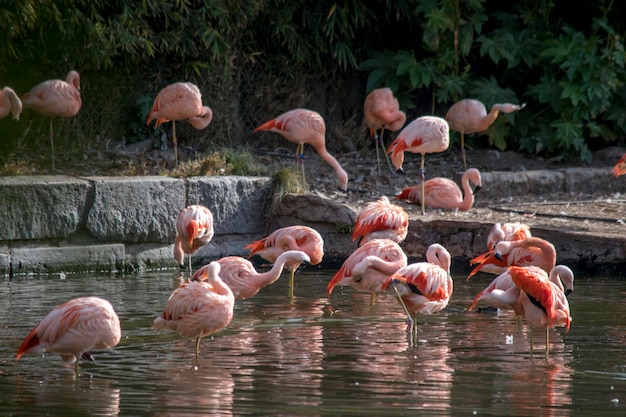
top-left (10, 244), bottom-right (125, 274)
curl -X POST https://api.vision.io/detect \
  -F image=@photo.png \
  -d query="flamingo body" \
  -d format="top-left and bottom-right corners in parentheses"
top-left (254, 108), bottom-right (348, 191)
top-left (364, 88), bottom-right (406, 173)
top-left (396, 168), bottom-right (482, 211)
top-left (22, 71), bottom-right (82, 118)
top-left (146, 82), bottom-right (212, 129)
top-left (194, 250), bottom-right (311, 300)
top-left (486, 222), bottom-right (532, 251)
top-left (0, 86), bottom-right (23, 120)
top-left (352, 196), bottom-right (409, 246)
top-left (16, 296), bottom-right (121, 369)
top-left (174, 205), bottom-right (214, 273)
top-left (153, 262), bottom-right (234, 356)
top-left (327, 239), bottom-right (407, 297)
top-left (611, 154), bottom-right (626, 177)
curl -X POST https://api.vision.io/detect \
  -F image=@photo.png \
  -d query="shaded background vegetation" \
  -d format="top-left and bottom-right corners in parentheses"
top-left (0, 0), bottom-right (625, 173)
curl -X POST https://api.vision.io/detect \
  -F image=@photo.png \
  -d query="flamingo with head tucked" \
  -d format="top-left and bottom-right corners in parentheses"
top-left (174, 205), bottom-right (214, 275)
top-left (611, 154), bottom-right (626, 177)
top-left (254, 108), bottom-right (348, 192)
top-left (395, 168), bottom-right (482, 211)
top-left (364, 88), bottom-right (406, 174)
top-left (21, 70), bottom-right (82, 170)
top-left (445, 98), bottom-right (525, 168)
top-left (386, 115), bottom-right (450, 214)
top-left (146, 82), bottom-right (213, 166)
top-left (352, 196), bottom-right (409, 246)
top-left (0, 86), bottom-right (22, 120)
top-left (486, 222), bottom-right (532, 251)
top-left (16, 296), bottom-right (121, 375)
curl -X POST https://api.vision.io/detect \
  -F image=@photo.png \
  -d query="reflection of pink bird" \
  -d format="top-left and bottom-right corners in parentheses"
top-left (364, 88), bottom-right (406, 174)
top-left (0, 86), bottom-right (22, 120)
top-left (611, 154), bottom-right (626, 177)
top-left (486, 222), bottom-right (532, 251)
top-left (386, 116), bottom-right (450, 214)
top-left (382, 243), bottom-right (452, 343)
top-left (174, 205), bottom-right (214, 275)
top-left (509, 265), bottom-right (572, 357)
top-left (146, 82), bottom-right (213, 166)
top-left (445, 98), bottom-right (525, 168)
top-left (468, 236), bottom-right (556, 279)
top-left (153, 261), bottom-right (234, 359)
top-left (245, 225), bottom-right (324, 298)
top-left (21, 70), bottom-right (82, 170)
top-left (395, 168), bottom-right (482, 211)
top-left (16, 296), bottom-right (121, 374)
top-left (352, 196), bottom-right (409, 246)
top-left (194, 250), bottom-right (310, 300)
top-left (327, 239), bottom-right (408, 304)
top-left (254, 108), bottom-right (348, 191)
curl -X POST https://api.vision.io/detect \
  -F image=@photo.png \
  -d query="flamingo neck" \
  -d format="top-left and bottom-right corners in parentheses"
top-left (311, 143), bottom-right (348, 191)
top-left (458, 172), bottom-right (476, 211)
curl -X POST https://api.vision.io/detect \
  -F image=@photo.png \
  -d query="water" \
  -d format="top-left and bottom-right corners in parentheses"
top-left (0, 270), bottom-right (624, 416)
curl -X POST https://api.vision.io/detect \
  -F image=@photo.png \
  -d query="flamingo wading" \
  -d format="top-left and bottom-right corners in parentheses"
top-left (174, 205), bottom-right (214, 275)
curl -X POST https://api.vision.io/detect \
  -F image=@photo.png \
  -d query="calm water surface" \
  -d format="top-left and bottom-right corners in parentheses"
top-left (0, 269), bottom-right (624, 416)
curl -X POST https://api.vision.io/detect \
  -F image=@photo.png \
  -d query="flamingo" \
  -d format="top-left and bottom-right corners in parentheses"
top-left (352, 196), bottom-right (409, 246)
top-left (153, 261), bottom-right (234, 359)
top-left (486, 222), bottom-right (532, 251)
top-left (363, 88), bottom-right (406, 174)
top-left (395, 168), bottom-right (482, 211)
top-left (445, 98), bottom-right (526, 169)
top-left (21, 70), bottom-right (82, 170)
top-left (0, 86), bottom-right (22, 120)
top-left (386, 115), bottom-right (450, 214)
top-left (468, 236), bottom-right (556, 279)
top-left (174, 205), bottom-right (214, 275)
top-left (146, 82), bottom-right (213, 166)
top-left (254, 108), bottom-right (348, 191)
top-left (16, 296), bottom-right (121, 374)
top-left (193, 250), bottom-right (311, 300)
top-left (508, 265), bottom-right (572, 357)
top-left (611, 154), bottom-right (626, 177)
top-left (381, 243), bottom-right (453, 344)
top-left (244, 225), bottom-right (324, 298)
top-left (327, 239), bottom-right (408, 305)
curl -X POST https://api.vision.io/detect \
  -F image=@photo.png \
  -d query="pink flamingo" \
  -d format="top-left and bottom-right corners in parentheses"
top-left (245, 225), bottom-right (324, 298)
top-left (363, 88), bottom-right (406, 174)
top-left (16, 296), bottom-right (121, 374)
top-left (174, 205), bottom-right (214, 275)
top-left (611, 154), bottom-right (626, 177)
top-left (508, 265), bottom-right (572, 357)
top-left (445, 98), bottom-right (525, 168)
top-left (395, 168), bottom-right (482, 211)
top-left (254, 108), bottom-right (348, 191)
top-left (146, 82), bottom-right (213, 166)
top-left (352, 196), bottom-right (409, 246)
top-left (386, 115), bottom-right (450, 214)
top-left (21, 70), bottom-right (82, 170)
top-left (486, 222), bottom-right (532, 251)
top-left (153, 261), bottom-right (234, 359)
top-left (327, 239), bottom-right (408, 304)
top-left (381, 243), bottom-right (453, 344)
top-left (468, 236), bottom-right (557, 279)
top-left (0, 86), bottom-right (22, 120)
top-left (193, 250), bottom-right (310, 300)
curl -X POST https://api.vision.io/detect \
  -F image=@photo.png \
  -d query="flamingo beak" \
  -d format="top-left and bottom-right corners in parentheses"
top-left (473, 185), bottom-right (482, 194)
top-left (495, 252), bottom-right (504, 262)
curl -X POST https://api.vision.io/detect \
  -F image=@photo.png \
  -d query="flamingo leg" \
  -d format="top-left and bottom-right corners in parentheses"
top-left (529, 328), bottom-right (534, 356)
top-left (419, 154), bottom-right (426, 215)
top-left (288, 268), bottom-right (296, 300)
top-left (195, 336), bottom-right (201, 360)
top-left (49, 117), bottom-right (56, 171)
top-left (391, 282), bottom-right (417, 346)
top-left (461, 132), bottom-right (467, 170)
top-left (74, 355), bottom-right (80, 375)
top-left (545, 328), bottom-right (550, 358)
top-left (172, 120), bottom-right (178, 166)
top-left (188, 254), bottom-right (192, 276)
top-left (374, 129), bottom-right (382, 175)
top-left (370, 291), bottom-right (376, 306)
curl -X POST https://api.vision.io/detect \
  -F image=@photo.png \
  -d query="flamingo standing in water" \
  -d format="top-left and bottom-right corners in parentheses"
top-left (0, 86), bottom-right (22, 120)
top-left (16, 296), bottom-right (121, 375)
top-left (468, 236), bottom-right (557, 279)
top-left (381, 243), bottom-right (453, 344)
top-left (352, 196), bottom-right (409, 246)
top-left (147, 82), bottom-right (213, 166)
top-left (445, 98), bottom-right (526, 169)
top-left (174, 205), bottom-right (214, 275)
top-left (363, 88), bottom-right (406, 174)
top-left (386, 115), bottom-right (450, 214)
top-left (611, 154), bottom-right (626, 176)
top-left (254, 108), bottom-right (348, 191)
top-left (486, 222), bottom-right (532, 251)
top-left (153, 261), bottom-right (234, 359)
top-left (21, 70), bottom-right (82, 170)
top-left (327, 239), bottom-right (408, 305)
top-left (245, 225), bottom-right (324, 298)
top-left (508, 265), bottom-right (572, 357)
top-left (395, 168), bottom-right (482, 211)
top-left (193, 250), bottom-right (311, 300)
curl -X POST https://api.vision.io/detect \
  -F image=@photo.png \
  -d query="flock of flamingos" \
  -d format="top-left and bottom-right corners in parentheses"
top-left (3, 70), bottom-right (623, 375)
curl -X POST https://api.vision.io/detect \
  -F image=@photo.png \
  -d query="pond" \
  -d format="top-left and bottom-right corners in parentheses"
top-left (0, 268), bottom-right (624, 416)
